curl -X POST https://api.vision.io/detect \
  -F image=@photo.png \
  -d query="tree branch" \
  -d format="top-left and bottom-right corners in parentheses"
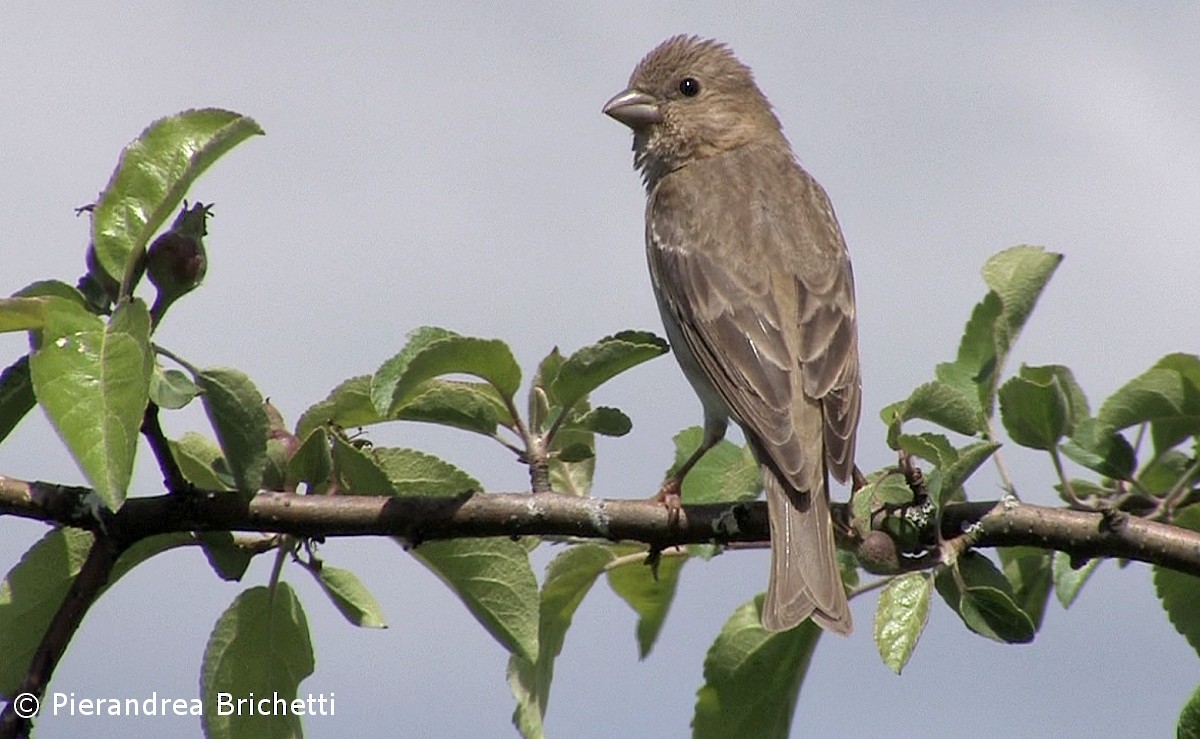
top-left (941, 500), bottom-right (1200, 574)
top-left (4, 474), bottom-right (1200, 576)
top-left (0, 534), bottom-right (123, 739)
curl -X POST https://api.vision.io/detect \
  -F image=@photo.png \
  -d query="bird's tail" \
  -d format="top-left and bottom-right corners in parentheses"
top-left (760, 468), bottom-right (852, 634)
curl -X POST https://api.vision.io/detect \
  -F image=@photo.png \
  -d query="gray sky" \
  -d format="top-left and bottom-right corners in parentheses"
top-left (2, 3), bottom-right (1199, 737)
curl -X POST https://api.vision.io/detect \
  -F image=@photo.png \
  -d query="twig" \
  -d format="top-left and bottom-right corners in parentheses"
top-left (140, 403), bottom-right (190, 493)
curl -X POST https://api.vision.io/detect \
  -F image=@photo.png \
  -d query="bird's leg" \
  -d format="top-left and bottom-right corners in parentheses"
top-left (831, 466), bottom-right (869, 538)
top-left (656, 416), bottom-right (727, 525)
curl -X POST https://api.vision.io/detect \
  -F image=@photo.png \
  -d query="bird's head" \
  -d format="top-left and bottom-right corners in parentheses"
top-left (604, 35), bottom-right (783, 186)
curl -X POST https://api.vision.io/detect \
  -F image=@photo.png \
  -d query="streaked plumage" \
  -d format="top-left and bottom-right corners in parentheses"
top-left (604, 36), bottom-right (861, 634)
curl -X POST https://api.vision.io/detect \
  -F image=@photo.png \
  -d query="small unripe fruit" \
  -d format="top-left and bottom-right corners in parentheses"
top-left (857, 530), bottom-right (901, 574)
top-left (148, 202), bottom-right (212, 327)
top-left (147, 232), bottom-right (207, 295)
top-left (147, 202), bottom-right (211, 299)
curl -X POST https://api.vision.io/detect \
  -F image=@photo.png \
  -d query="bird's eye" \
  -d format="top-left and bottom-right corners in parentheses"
top-left (678, 77), bottom-right (700, 97)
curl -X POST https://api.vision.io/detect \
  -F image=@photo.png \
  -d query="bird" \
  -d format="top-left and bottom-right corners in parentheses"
top-left (603, 36), bottom-right (861, 634)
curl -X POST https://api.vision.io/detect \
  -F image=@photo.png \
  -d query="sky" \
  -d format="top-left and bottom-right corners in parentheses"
top-left (2, 3), bottom-right (1199, 737)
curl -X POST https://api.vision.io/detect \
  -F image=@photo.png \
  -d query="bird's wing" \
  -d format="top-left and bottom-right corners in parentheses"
top-left (646, 144), bottom-right (860, 489)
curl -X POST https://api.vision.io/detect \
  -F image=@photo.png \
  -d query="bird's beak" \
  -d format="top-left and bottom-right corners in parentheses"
top-left (603, 89), bottom-right (662, 128)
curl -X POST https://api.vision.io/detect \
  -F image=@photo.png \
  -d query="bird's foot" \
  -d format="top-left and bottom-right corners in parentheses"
top-left (654, 477), bottom-right (683, 527)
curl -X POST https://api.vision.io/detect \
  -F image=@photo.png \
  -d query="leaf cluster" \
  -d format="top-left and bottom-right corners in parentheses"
top-left (863, 247), bottom-right (1200, 739)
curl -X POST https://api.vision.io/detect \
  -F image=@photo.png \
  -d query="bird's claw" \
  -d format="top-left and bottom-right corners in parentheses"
top-left (655, 477), bottom-right (683, 527)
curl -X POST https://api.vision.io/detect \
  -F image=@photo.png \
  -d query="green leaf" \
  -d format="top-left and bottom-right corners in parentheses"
top-left (1060, 418), bottom-right (1136, 480)
top-left (371, 326), bottom-right (458, 408)
top-left (288, 427), bottom-right (333, 493)
top-left (313, 565), bottom-right (387, 628)
top-left (528, 348), bottom-right (564, 433)
top-left (693, 596), bottom-right (821, 739)
top-left (0, 529), bottom-right (95, 698)
top-left (12, 279), bottom-right (91, 306)
top-left (371, 327), bottom-right (520, 415)
top-left (295, 375), bottom-right (382, 438)
top-left (196, 532), bottom-right (254, 581)
top-left (1150, 353), bottom-right (1200, 454)
top-left (201, 584), bottom-right (314, 739)
top-left (874, 572), bottom-right (931, 674)
top-left (109, 533), bottom-right (196, 582)
top-left (981, 245), bottom-right (1062, 354)
top-left (0, 355), bottom-right (35, 445)
top-left (302, 374), bottom-right (508, 438)
top-left (1053, 478), bottom-right (1113, 510)
top-left (945, 291), bottom-right (1003, 414)
top-left (548, 425), bottom-right (596, 496)
top-left (669, 426), bottom-right (761, 504)
top-left (1097, 367), bottom-right (1184, 432)
top-left (0, 287), bottom-right (88, 337)
top-left (29, 299), bottom-right (152, 510)
top-left (570, 406), bottom-right (633, 437)
top-left (550, 330), bottom-right (668, 415)
top-left (330, 434), bottom-right (396, 495)
top-left (92, 109), bottom-right (263, 286)
top-left (394, 379), bottom-right (505, 436)
top-left (526, 348), bottom-right (600, 495)
top-left (836, 548), bottom-right (862, 590)
top-left (1051, 551), bottom-right (1100, 609)
top-left (957, 585), bottom-right (1036, 644)
top-left (862, 471), bottom-right (915, 508)
top-left (1139, 450), bottom-right (1192, 496)
top-left (885, 380), bottom-right (982, 443)
top-left (555, 442), bottom-right (595, 463)
top-left (260, 417), bottom-right (291, 492)
top-left (264, 400), bottom-right (291, 457)
top-left (894, 435), bottom-right (997, 504)
top-left (939, 441), bottom-right (1000, 501)
top-left (9, 296), bottom-right (99, 346)
top-left (1153, 505), bottom-right (1200, 659)
top-left (149, 364), bottom-right (200, 410)
top-left (370, 447), bottom-right (480, 496)
top-left (1177, 683), bottom-right (1200, 739)
top-left (1019, 364), bottom-right (1090, 429)
top-left (998, 373), bottom-right (1069, 450)
top-left (0, 297), bottom-right (53, 333)
top-left (997, 546), bottom-right (1052, 630)
top-left (413, 539), bottom-right (539, 664)
top-left (850, 471), bottom-right (914, 536)
top-left (896, 432), bottom-right (958, 469)
top-left (606, 546), bottom-right (686, 658)
top-left (935, 552), bottom-right (1036, 643)
top-left (944, 246), bottom-right (1062, 420)
top-left (509, 545), bottom-right (615, 739)
top-left (0, 529), bottom-right (188, 699)
top-left (196, 367), bottom-right (269, 492)
top-left (169, 432), bottom-right (234, 490)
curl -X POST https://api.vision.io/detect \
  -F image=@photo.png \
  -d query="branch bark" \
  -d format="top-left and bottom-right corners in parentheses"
top-left (3, 474), bottom-right (1200, 576)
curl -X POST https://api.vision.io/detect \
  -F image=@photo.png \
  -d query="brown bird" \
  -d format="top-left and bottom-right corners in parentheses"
top-left (604, 36), bottom-right (861, 634)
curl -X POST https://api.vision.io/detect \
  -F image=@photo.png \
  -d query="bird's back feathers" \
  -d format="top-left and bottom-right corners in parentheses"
top-left (646, 144), bottom-right (859, 493)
